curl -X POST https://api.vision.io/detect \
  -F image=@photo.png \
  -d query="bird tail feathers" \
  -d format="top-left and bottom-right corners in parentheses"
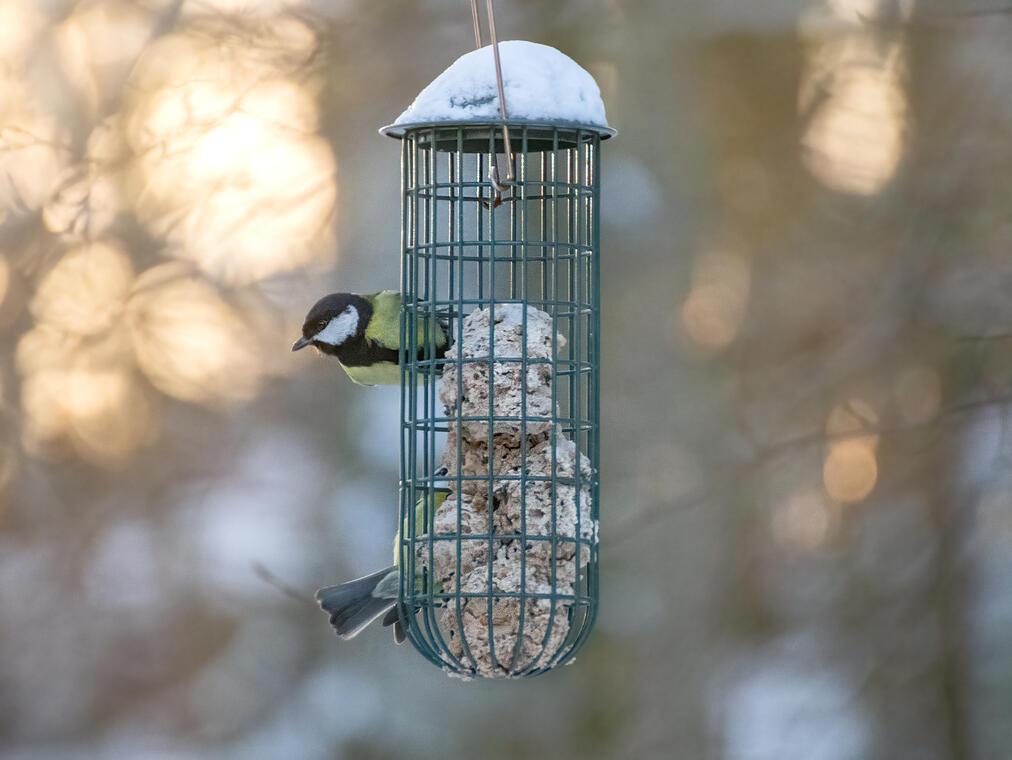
top-left (316, 565), bottom-right (397, 639)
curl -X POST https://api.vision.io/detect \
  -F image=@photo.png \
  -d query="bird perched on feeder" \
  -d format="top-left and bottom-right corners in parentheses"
top-left (316, 480), bottom-right (451, 644)
top-left (292, 291), bottom-right (451, 386)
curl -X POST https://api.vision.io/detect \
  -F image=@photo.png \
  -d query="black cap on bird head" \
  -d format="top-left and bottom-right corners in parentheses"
top-left (292, 292), bottom-right (372, 353)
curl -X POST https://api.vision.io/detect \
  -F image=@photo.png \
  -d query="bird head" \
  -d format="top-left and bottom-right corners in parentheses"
top-left (292, 293), bottom-right (370, 354)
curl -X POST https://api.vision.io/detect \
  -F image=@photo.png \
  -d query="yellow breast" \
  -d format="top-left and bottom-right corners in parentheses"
top-left (341, 362), bottom-right (404, 386)
top-left (341, 361), bottom-right (436, 386)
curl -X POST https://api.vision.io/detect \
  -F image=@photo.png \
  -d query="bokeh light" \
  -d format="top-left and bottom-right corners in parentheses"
top-left (0, 75), bottom-right (68, 217)
top-left (825, 397), bottom-right (879, 447)
top-left (823, 398), bottom-right (879, 503)
top-left (43, 119), bottom-right (126, 240)
top-left (827, 0), bottom-right (915, 24)
top-left (30, 242), bottom-right (134, 335)
top-left (772, 489), bottom-right (839, 552)
top-left (823, 440), bottom-right (878, 503)
top-left (799, 7), bottom-right (909, 197)
top-left (801, 64), bottom-right (908, 195)
top-left (681, 246), bottom-right (751, 350)
top-left (126, 263), bottom-right (263, 403)
top-left (123, 27), bottom-right (337, 285)
top-left (0, 0), bottom-right (44, 63)
top-left (19, 353), bottom-right (154, 465)
top-left (17, 239), bottom-right (154, 463)
top-left (182, 0), bottom-right (309, 14)
top-left (54, 0), bottom-right (155, 117)
top-left (64, 369), bottom-right (153, 463)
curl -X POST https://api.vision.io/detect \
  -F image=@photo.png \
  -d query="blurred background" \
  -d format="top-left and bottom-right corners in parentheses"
top-left (1, 0), bottom-right (1011, 757)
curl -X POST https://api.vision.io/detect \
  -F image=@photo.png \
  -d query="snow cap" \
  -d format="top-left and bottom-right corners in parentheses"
top-left (387, 40), bottom-right (611, 133)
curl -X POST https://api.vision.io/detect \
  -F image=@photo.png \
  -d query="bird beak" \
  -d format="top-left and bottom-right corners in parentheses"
top-left (291, 336), bottom-right (312, 352)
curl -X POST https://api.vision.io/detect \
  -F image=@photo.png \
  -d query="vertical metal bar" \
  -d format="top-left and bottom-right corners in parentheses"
top-left (399, 134), bottom-right (411, 645)
top-left (509, 127), bottom-right (519, 299)
top-left (418, 130), bottom-right (448, 667)
top-left (566, 134), bottom-right (602, 662)
top-left (544, 127), bottom-right (560, 662)
top-left (452, 129), bottom-right (478, 674)
top-left (422, 131), bottom-right (434, 510)
top-left (476, 150), bottom-right (485, 301)
top-left (570, 133), bottom-right (585, 662)
top-left (447, 151), bottom-right (456, 328)
top-left (438, 150), bottom-right (454, 657)
top-left (567, 140), bottom-right (577, 441)
top-left (426, 130), bottom-right (440, 662)
top-left (509, 126), bottom-right (529, 672)
top-left (589, 134), bottom-right (602, 643)
top-left (541, 152), bottom-right (549, 307)
top-left (485, 126), bottom-right (499, 674)
top-left (405, 135), bottom-right (420, 650)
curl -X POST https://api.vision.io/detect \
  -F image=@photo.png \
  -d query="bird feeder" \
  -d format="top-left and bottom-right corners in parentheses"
top-left (382, 39), bottom-right (613, 679)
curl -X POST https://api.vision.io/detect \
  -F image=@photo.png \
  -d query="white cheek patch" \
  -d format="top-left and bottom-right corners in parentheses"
top-left (314, 306), bottom-right (358, 346)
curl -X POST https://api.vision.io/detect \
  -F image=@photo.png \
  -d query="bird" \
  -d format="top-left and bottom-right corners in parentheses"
top-left (316, 480), bottom-right (451, 644)
top-left (292, 291), bottom-right (451, 386)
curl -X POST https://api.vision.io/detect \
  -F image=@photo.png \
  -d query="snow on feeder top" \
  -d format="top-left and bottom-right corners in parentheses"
top-left (381, 40), bottom-right (614, 152)
top-left (382, 34), bottom-right (609, 679)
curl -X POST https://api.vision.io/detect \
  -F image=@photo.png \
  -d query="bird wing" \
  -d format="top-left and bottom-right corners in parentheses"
top-left (363, 291), bottom-right (404, 351)
top-left (364, 291), bottom-right (448, 353)
top-left (394, 487), bottom-right (451, 566)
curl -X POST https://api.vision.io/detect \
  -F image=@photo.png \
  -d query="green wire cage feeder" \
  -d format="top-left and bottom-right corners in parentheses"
top-left (382, 35), bottom-right (614, 679)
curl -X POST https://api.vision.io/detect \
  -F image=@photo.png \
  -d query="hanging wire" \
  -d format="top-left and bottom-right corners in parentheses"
top-left (470, 0), bottom-right (515, 204)
top-left (470, 0), bottom-right (483, 48)
top-left (486, 0), bottom-right (515, 185)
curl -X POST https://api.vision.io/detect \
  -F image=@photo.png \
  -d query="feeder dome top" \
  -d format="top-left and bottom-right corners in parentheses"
top-left (383, 40), bottom-right (612, 137)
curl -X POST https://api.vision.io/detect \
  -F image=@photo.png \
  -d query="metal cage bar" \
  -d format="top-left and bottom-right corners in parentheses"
top-left (396, 123), bottom-right (602, 678)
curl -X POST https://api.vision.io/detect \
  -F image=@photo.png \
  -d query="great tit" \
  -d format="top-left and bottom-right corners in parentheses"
top-left (292, 291), bottom-right (451, 386)
top-left (316, 483), bottom-right (451, 644)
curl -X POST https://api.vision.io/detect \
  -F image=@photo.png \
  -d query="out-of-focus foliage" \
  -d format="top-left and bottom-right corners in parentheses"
top-left (1, 1), bottom-right (1011, 758)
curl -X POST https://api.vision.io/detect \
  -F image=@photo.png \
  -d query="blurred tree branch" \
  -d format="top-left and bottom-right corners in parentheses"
top-left (612, 390), bottom-right (1012, 547)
